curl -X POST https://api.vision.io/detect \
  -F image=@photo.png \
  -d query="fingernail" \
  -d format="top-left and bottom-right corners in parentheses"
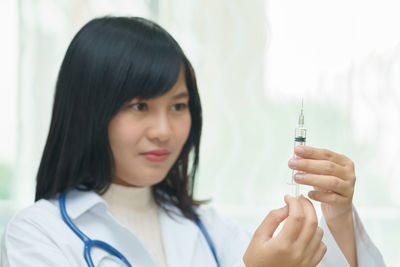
top-left (289, 159), bottom-right (298, 167)
top-left (295, 174), bottom-right (303, 181)
top-left (295, 146), bottom-right (304, 155)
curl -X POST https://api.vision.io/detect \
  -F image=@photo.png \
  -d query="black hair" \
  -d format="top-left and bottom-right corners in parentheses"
top-left (35, 16), bottom-right (203, 220)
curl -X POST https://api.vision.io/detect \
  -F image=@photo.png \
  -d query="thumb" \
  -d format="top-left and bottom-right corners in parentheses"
top-left (253, 205), bottom-right (289, 242)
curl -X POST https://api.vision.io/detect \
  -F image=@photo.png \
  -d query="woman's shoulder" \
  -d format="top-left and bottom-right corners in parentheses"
top-left (5, 198), bottom-right (59, 227)
top-left (196, 206), bottom-right (233, 225)
top-left (2, 198), bottom-right (59, 240)
top-left (1, 199), bottom-right (73, 266)
top-left (5, 189), bottom-right (104, 232)
top-left (196, 205), bottom-right (251, 239)
top-left (195, 206), bottom-right (251, 266)
top-left (163, 204), bottom-right (251, 240)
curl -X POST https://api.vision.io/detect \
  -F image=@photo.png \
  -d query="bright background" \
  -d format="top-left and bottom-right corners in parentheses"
top-left (1, 0), bottom-right (399, 265)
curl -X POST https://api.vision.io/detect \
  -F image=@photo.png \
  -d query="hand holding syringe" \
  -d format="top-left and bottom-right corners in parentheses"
top-left (283, 101), bottom-right (360, 266)
top-left (245, 101), bottom-right (361, 266)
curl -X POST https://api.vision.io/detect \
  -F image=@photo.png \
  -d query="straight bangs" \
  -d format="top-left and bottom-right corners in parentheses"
top-left (78, 17), bottom-right (185, 118)
top-left (116, 41), bottom-right (183, 109)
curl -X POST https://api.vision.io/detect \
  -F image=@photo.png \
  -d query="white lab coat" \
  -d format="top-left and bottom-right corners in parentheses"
top-left (0, 189), bottom-right (385, 267)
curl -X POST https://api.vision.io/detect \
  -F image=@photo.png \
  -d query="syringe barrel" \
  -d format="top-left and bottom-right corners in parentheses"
top-left (289, 127), bottom-right (307, 195)
top-left (294, 128), bottom-right (306, 144)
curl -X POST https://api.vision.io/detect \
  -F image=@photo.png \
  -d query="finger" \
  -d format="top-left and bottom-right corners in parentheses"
top-left (289, 158), bottom-right (346, 178)
top-left (277, 195), bottom-right (305, 241)
top-left (310, 242), bottom-right (327, 267)
top-left (253, 206), bottom-right (289, 242)
top-left (308, 190), bottom-right (348, 205)
top-left (294, 173), bottom-right (351, 196)
top-left (304, 226), bottom-right (324, 257)
top-left (312, 186), bottom-right (327, 192)
top-left (294, 146), bottom-right (351, 168)
top-left (296, 197), bottom-right (318, 247)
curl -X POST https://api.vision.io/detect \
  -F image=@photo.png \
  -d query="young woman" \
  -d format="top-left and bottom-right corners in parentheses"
top-left (1, 17), bottom-right (385, 267)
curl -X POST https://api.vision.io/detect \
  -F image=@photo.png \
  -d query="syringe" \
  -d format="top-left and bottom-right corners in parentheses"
top-left (290, 100), bottom-right (307, 198)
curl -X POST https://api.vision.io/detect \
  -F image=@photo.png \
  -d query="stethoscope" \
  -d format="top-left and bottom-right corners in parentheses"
top-left (59, 193), bottom-right (221, 267)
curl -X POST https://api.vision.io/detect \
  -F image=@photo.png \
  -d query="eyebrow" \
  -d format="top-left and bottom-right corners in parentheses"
top-left (172, 92), bottom-right (189, 100)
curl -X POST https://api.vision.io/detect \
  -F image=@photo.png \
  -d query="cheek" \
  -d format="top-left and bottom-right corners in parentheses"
top-left (109, 117), bottom-right (124, 148)
top-left (178, 114), bottom-right (192, 145)
top-left (108, 115), bottom-right (140, 152)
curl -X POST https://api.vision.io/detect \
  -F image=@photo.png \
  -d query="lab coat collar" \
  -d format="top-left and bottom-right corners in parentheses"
top-left (63, 189), bottom-right (107, 219)
top-left (159, 205), bottom-right (200, 267)
top-left (62, 189), bottom-right (201, 266)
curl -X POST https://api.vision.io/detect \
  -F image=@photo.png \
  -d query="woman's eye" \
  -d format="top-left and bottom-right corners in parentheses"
top-left (171, 103), bottom-right (188, 111)
top-left (130, 103), bottom-right (147, 111)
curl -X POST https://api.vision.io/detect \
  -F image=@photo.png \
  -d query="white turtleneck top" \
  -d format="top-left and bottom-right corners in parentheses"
top-left (101, 183), bottom-right (167, 267)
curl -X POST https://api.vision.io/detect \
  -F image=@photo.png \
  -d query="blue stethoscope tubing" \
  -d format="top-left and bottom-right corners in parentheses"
top-left (59, 193), bottom-right (221, 267)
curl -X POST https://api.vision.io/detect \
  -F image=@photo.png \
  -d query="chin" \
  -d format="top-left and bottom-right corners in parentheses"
top-left (114, 168), bottom-right (169, 187)
top-left (130, 174), bottom-right (167, 187)
top-left (148, 176), bottom-right (167, 186)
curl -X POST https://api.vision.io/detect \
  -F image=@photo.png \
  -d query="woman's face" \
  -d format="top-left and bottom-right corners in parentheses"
top-left (108, 70), bottom-right (191, 187)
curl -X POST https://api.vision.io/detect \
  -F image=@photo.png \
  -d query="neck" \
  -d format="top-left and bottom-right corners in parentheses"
top-left (101, 183), bottom-right (157, 211)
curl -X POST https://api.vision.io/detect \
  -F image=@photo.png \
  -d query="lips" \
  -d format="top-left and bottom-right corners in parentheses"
top-left (141, 149), bottom-right (170, 162)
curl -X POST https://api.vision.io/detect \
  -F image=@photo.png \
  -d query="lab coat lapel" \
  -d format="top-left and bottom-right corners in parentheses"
top-left (63, 190), bottom-right (158, 267)
top-left (159, 207), bottom-right (200, 267)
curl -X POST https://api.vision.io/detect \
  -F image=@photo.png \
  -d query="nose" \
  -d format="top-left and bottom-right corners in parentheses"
top-left (147, 112), bottom-right (172, 143)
